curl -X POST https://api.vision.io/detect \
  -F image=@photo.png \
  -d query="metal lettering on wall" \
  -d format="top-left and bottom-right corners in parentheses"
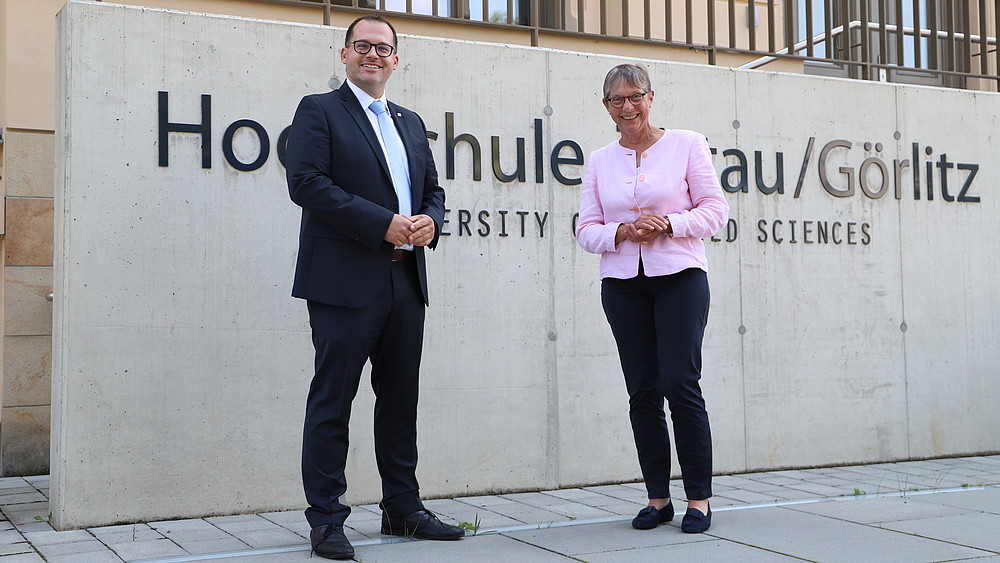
top-left (156, 91), bottom-right (984, 246)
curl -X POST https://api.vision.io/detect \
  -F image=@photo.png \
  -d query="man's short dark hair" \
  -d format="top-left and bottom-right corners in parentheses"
top-left (345, 15), bottom-right (398, 48)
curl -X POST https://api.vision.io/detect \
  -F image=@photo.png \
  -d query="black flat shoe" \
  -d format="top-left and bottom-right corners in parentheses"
top-left (381, 508), bottom-right (465, 540)
top-left (310, 524), bottom-right (354, 560)
top-left (681, 506), bottom-right (712, 533)
top-left (631, 501), bottom-right (674, 529)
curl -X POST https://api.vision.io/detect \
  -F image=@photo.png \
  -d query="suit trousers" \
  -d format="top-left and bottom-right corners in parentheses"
top-left (601, 265), bottom-right (713, 501)
top-left (302, 256), bottom-right (426, 527)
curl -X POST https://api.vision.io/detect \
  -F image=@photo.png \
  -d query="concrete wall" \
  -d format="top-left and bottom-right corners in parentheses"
top-left (52, 1), bottom-right (1000, 529)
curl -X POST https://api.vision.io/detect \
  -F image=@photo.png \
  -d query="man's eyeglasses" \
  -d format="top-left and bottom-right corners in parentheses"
top-left (605, 92), bottom-right (648, 108)
top-left (351, 40), bottom-right (396, 57)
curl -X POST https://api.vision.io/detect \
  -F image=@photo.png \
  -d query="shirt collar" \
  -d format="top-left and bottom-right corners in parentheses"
top-left (345, 78), bottom-right (387, 113)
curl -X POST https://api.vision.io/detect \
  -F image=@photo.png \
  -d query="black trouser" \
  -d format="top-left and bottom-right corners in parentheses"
top-left (301, 257), bottom-right (426, 527)
top-left (601, 266), bottom-right (713, 501)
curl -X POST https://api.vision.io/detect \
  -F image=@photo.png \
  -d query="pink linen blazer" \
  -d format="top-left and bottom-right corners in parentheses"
top-left (576, 129), bottom-right (730, 280)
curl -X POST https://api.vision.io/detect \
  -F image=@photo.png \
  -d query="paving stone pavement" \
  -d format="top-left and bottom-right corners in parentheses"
top-left (1, 456), bottom-right (999, 562)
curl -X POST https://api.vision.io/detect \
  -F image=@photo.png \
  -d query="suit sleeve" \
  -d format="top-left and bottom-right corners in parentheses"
top-left (286, 95), bottom-right (394, 250)
top-left (413, 112), bottom-right (446, 249)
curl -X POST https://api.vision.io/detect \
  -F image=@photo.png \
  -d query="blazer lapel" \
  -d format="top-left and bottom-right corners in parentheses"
top-left (337, 83), bottom-right (392, 182)
top-left (387, 101), bottom-right (421, 209)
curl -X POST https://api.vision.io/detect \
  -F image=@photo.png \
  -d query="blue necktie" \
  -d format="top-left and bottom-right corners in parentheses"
top-left (369, 99), bottom-right (412, 218)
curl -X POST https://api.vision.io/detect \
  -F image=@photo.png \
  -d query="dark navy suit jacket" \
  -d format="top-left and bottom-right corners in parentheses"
top-left (286, 82), bottom-right (445, 307)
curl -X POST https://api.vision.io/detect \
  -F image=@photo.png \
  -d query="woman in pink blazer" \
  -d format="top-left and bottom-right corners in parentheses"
top-left (576, 64), bottom-right (729, 534)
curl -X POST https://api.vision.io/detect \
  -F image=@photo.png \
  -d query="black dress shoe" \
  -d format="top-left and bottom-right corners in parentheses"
top-left (381, 509), bottom-right (465, 540)
top-left (310, 524), bottom-right (354, 560)
top-left (681, 506), bottom-right (712, 533)
top-left (631, 501), bottom-right (674, 529)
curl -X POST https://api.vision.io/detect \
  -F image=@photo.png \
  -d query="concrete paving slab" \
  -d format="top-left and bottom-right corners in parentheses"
top-left (879, 463), bottom-right (941, 475)
top-left (105, 538), bottom-right (187, 561)
top-left (5, 521), bottom-right (53, 534)
top-left (582, 537), bottom-right (803, 562)
top-left (712, 504), bottom-right (992, 563)
top-left (842, 466), bottom-right (896, 475)
top-left (784, 482), bottom-right (853, 497)
top-left (762, 469), bottom-right (819, 479)
top-left (750, 476), bottom-right (804, 487)
top-left (342, 525), bottom-right (376, 541)
top-left (422, 498), bottom-right (488, 521)
top-left (353, 534), bottom-right (571, 562)
top-left (453, 510), bottom-right (523, 530)
top-left (810, 476), bottom-right (862, 487)
top-left (910, 487), bottom-right (1000, 514)
top-left (421, 502), bottom-right (522, 530)
top-left (707, 482), bottom-right (738, 492)
top-left (504, 520), bottom-right (702, 556)
top-left (0, 552), bottom-right (45, 562)
top-left (0, 530), bottom-right (25, 544)
top-left (580, 484), bottom-right (645, 501)
top-left (713, 489), bottom-right (790, 504)
top-left (21, 529), bottom-right (92, 545)
top-left (484, 505), bottom-right (570, 525)
top-left (719, 478), bottom-right (786, 493)
top-left (257, 511), bottom-right (308, 527)
top-left (343, 520), bottom-right (381, 538)
top-left (148, 519), bottom-right (232, 542)
top-left (45, 551), bottom-right (124, 562)
top-left (230, 527), bottom-right (305, 549)
top-left (759, 487), bottom-right (826, 501)
top-left (707, 494), bottom-right (752, 507)
top-left (573, 493), bottom-right (643, 509)
top-left (579, 500), bottom-right (647, 516)
top-left (35, 539), bottom-right (108, 557)
top-left (170, 536), bottom-right (249, 554)
top-left (500, 492), bottom-right (572, 508)
top-left (784, 495), bottom-right (969, 524)
top-left (939, 466), bottom-right (1000, 477)
top-left (880, 511), bottom-right (1000, 552)
top-left (0, 479), bottom-right (29, 490)
top-left (541, 502), bottom-right (617, 520)
top-left (91, 527), bottom-right (169, 544)
top-left (344, 508), bottom-right (381, 523)
top-left (0, 502), bottom-right (49, 525)
top-left (454, 494), bottom-right (521, 507)
top-left (0, 541), bottom-right (35, 556)
top-left (974, 473), bottom-right (1000, 485)
top-left (847, 479), bottom-right (907, 494)
top-left (540, 488), bottom-right (608, 501)
top-left (182, 550), bottom-right (311, 562)
top-left (0, 492), bottom-right (45, 506)
top-left (203, 515), bottom-right (278, 533)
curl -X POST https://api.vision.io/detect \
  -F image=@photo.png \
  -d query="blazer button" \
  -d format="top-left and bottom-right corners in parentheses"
top-left (638, 174), bottom-right (646, 182)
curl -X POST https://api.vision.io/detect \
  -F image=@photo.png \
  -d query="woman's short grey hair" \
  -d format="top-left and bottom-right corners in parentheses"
top-left (603, 64), bottom-right (652, 99)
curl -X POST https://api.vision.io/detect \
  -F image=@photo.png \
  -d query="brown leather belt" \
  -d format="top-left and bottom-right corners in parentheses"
top-left (391, 249), bottom-right (413, 262)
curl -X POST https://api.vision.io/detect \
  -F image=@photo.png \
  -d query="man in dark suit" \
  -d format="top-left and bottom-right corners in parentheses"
top-left (285, 14), bottom-right (461, 560)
